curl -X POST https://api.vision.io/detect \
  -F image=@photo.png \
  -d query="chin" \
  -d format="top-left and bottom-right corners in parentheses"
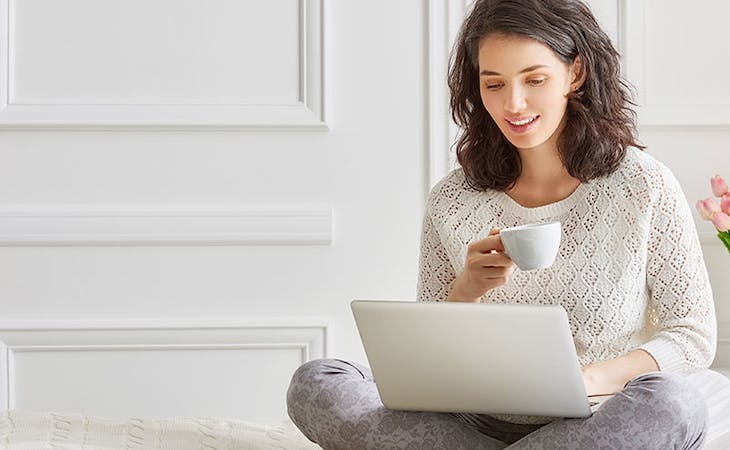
top-left (505, 135), bottom-right (545, 150)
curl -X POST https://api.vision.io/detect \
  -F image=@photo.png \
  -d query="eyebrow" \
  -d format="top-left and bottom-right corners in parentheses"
top-left (479, 65), bottom-right (550, 76)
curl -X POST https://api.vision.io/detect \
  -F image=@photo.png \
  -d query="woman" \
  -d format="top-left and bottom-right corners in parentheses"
top-left (287, 0), bottom-right (716, 448)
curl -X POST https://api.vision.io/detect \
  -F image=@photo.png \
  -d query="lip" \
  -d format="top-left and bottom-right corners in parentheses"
top-left (505, 115), bottom-right (540, 134)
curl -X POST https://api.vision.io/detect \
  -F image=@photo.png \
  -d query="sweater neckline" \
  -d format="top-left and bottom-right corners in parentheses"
top-left (493, 180), bottom-right (593, 220)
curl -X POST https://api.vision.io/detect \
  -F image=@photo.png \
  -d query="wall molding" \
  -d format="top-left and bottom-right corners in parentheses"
top-left (0, 205), bottom-right (334, 246)
top-left (622, 0), bottom-right (730, 129)
top-left (426, 0), bottom-right (466, 193)
top-left (0, 319), bottom-right (329, 410)
top-left (0, 0), bottom-right (327, 131)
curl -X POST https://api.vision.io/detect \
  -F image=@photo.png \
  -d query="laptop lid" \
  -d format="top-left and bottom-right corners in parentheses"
top-left (351, 300), bottom-right (592, 418)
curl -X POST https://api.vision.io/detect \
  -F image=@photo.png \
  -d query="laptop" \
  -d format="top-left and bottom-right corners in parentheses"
top-left (351, 300), bottom-right (607, 418)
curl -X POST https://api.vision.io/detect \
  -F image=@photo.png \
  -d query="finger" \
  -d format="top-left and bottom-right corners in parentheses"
top-left (468, 252), bottom-right (513, 269)
top-left (486, 228), bottom-right (500, 253)
top-left (476, 266), bottom-right (514, 279)
top-left (468, 233), bottom-right (506, 254)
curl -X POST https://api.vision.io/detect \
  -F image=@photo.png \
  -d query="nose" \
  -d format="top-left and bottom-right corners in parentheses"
top-left (504, 84), bottom-right (527, 114)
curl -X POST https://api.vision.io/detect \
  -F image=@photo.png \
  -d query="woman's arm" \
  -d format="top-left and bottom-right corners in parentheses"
top-left (637, 167), bottom-right (717, 374)
top-left (583, 166), bottom-right (716, 396)
top-left (582, 349), bottom-right (659, 396)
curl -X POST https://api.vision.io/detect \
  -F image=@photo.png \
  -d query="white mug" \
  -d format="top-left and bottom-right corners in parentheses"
top-left (499, 221), bottom-right (561, 271)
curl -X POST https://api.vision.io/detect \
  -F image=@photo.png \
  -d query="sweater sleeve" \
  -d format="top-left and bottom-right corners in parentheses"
top-left (416, 202), bottom-right (457, 303)
top-left (638, 168), bottom-right (717, 374)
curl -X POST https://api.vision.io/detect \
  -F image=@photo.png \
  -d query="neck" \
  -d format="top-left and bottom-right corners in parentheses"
top-left (506, 126), bottom-right (582, 208)
top-left (513, 115), bottom-right (574, 186)
top-left (516, 145), bottom-right (570, 186)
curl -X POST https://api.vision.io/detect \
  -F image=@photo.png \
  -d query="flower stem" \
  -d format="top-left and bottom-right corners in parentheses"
top-left (719, 231), bottom-right (730, 254)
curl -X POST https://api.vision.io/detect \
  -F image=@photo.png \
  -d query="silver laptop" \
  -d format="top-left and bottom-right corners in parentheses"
top-left (351, 300), bottom-right (604, 418)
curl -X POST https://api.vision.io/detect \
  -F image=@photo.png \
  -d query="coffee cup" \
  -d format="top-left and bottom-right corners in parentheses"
top-left (498, 221), bottom-right (561, 271)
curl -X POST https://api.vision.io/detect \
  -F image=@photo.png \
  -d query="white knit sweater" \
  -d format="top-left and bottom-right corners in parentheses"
top-left (417, 148), bottom-right (717, 424)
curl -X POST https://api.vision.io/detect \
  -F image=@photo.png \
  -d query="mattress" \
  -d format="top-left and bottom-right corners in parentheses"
top-left (0, 412), bottom-right (321, 450)
top-left (687, 369), bottom-right (730, 449)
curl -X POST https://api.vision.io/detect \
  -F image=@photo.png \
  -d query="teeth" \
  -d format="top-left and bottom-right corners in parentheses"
top-left (508, 117), bottom-right (537, 126)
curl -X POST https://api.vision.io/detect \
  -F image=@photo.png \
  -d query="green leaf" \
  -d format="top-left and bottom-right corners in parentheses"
top-left (718, 231), bottom-right (730, 254)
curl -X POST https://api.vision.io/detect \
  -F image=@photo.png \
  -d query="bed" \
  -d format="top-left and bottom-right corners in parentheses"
top-left (0, 411), bottom-right (320, 449)
top-left (692, 369), bottom-right (730, 449)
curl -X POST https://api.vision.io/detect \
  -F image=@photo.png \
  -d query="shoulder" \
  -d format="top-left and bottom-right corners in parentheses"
top-left (620, 146), bottom-right (652, 167)
top-left (425, 168), bottom-right (492, 217)
top-left (617, 147), bottom-right (678, 185)
top-left (428, 167), bottom-right (471, 197)
top-left (607, 147), bottom-right (683, 202)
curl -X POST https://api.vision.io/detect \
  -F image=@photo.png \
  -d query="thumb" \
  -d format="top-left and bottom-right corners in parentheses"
top-left (487, 228), bottom-right (502, 254)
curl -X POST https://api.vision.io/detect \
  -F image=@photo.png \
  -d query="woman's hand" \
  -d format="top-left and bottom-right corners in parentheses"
top-left (582, 350), bottom-right (660, 397)
top-left (582, 363), bottom-right (622, 397)
top-left (447, 228), bottom-right (516, 302)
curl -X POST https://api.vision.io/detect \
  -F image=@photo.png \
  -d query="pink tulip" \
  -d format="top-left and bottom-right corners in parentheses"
top-left (722, 195), bottom-right (730, 215)
top-left (712, 211), bottom-right (730, 232)
top-left (696, 198), bottom-right (720, 220)
top-left (711, 175), bottom-right (729, 197)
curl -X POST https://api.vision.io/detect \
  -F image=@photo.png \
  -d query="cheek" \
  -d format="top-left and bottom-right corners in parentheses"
top-left (480, 92), bottom-right (501, 117)
top-left (533, 90), bottom-right (569, 115)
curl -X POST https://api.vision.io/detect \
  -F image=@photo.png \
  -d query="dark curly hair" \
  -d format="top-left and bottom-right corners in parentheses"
top-left (449, 0), bottom-right (644, 191)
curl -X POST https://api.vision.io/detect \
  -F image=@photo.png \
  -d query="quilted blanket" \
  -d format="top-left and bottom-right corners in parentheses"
top-left (0, 412), bottom-right (320, 450)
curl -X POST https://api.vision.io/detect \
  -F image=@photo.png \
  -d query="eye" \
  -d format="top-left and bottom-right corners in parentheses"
top-left (484, 82), bottom-right (503, 91)
top-left (527, 78), bottom-right (546, 86)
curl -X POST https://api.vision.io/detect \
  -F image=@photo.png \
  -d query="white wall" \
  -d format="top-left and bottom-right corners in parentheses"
top-left (0, 0), bottom-right (426, 421)
top-left (0, 0), bottom-right (727, 422)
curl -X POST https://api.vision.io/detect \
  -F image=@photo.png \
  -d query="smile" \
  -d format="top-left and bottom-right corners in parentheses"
top-left (506, 116), bottom-right (538, 126)
top-left (504, 115), bottom-right (540, 135)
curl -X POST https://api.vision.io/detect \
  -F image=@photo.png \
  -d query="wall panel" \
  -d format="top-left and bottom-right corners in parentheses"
top-left (0, 321), bottom-right (327, 420)
top-left (623, 0), bottom-right (730, 127)
top-left (0, 0), bottom-right (326, 129)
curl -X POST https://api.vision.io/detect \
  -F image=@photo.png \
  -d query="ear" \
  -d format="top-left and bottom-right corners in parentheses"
top-left (570, 55), bottom-right (586, 92)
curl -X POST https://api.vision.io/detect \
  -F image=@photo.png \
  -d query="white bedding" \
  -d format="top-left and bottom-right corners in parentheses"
top-left (1, 369), bottom-right (728, 449)
top-left (0, 412), bottom-right (321, 450)
top-left (688, 369), bottom-right (730, 449)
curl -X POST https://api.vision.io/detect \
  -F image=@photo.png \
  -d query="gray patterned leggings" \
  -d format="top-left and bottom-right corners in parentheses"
top-left (287, 358), bottom-right (708, 449)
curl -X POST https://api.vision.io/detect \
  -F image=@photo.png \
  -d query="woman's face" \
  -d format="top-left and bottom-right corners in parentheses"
top-left (477, 34), bottom-right (580, 152)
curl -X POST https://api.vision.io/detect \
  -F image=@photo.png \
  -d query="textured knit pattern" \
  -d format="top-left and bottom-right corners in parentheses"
top-left (417, 148), bottom-right (717, 423)
top-left (0, 411), bottom-right (320, 450)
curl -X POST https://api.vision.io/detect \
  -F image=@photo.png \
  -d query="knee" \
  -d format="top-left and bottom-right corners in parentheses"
top-left (287, 359), bottom-right (332, 408)
top-left (627, 372), bottom-right (706, 411)
top-left (289, 358), bottom-right (329, 388)
top-left (286, 359), bottom-right (368, 419)
top-left (286, 359), bottom-right (372, 443)
top-left (289, 358), bottom-right (367, 389)
top-left (625, 372), bottom-right (708, 441)
top-left (286, 359), bottom-right (329, 430)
